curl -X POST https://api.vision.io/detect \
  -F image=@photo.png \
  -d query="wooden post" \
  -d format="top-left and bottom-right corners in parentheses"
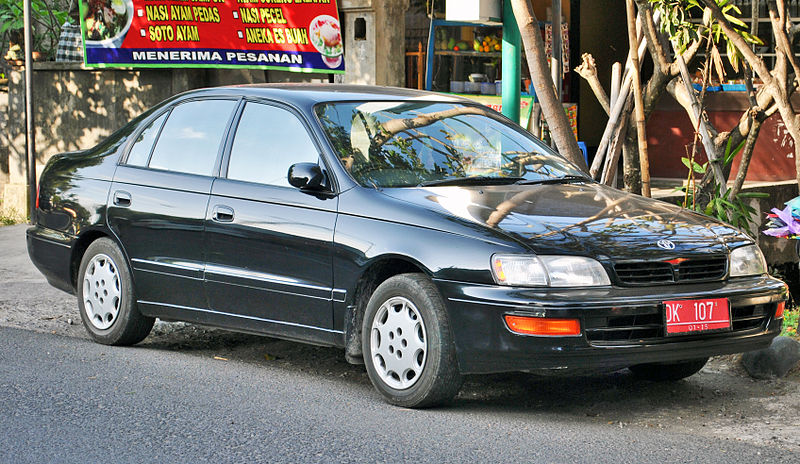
top-left (589, 15), bottom-right (648, 179)
top-left (626, 0), bottom-right (650, 197)
top-left (23, 0), bottom-right (36, 221)
top-left (417, 42), bottom-right (424, 90)
top-left (610, 62), bottom-right (622, 108)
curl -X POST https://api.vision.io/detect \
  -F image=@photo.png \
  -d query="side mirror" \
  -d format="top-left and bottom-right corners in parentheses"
top-left (288, 163), bottom-right (327, 190)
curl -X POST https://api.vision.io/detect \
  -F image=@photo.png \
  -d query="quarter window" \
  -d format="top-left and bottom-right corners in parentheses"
top-left (148, 99), bottom-right (236, 176)
top-left (227, 103), bottom-right (319, 187)
top-left (126, 112), bottom-right (168, 167)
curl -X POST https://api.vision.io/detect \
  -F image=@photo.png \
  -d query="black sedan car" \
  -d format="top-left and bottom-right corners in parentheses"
top-left (28, 84), bottom-right (788, 407)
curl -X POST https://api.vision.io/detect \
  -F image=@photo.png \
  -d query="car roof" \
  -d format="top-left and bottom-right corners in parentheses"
top-left (177, 83), bottom-right (476, 107)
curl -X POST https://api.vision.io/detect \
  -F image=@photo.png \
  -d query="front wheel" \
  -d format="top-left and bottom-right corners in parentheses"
top-left (362, 274), bottom-right (463, 408)
top-left (77, 238), bottom-right (154, 345)
top-left (629, 357), bottom-right (709, 381)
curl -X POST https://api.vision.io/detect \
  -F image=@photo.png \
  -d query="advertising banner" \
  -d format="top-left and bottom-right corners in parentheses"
top-left (78, 0), bottom-right (344, 73)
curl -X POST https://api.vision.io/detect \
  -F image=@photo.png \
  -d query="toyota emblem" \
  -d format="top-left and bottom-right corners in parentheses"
top-left (657, 239), bottom-right (676, 250)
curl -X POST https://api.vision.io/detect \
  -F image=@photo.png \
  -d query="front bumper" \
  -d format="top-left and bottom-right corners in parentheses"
top-left (434, 276), bottom-right (787, 375)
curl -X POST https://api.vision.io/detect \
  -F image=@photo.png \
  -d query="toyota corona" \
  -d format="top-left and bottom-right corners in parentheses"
top-left (28, 84), bottom-right (788, 407)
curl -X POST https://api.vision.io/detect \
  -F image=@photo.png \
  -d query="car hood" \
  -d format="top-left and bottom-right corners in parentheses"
top-left (380, 182), bottom-right (751, 259)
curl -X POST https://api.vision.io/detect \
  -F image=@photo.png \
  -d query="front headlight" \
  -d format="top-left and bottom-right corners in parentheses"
top-left (729, 244), bottom-right (767, 277)
top-left (491, 254), bottom-right (610, 287)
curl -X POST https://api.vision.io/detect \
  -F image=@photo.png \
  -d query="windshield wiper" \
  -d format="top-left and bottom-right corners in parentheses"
top-left (418, 176), bottom-right (524, 187)
top-left (515, 175), bottom-right (591, 186)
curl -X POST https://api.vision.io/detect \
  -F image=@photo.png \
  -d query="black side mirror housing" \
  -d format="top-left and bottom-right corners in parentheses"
top-left (288, 163), bottom-right (328, 191)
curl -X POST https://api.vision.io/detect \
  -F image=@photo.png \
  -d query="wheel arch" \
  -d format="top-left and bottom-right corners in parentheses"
top-left (343, 255), bottom-right (430, 364)
top-left (69, 228), bottom-right (122, 291)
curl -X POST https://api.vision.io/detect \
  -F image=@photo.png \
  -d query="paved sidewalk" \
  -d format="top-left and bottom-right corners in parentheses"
top-left (0, 224), bottom-right (82, 335)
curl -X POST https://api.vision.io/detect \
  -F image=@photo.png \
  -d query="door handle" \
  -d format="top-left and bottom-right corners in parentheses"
top-left (212, 205), bottom-right (235, 222)
top-left (113, 190), bottom-right (131, 207)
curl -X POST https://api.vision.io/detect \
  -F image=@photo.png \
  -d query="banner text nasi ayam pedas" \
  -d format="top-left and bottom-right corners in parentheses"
top-left (79, 0), bottom-right (344, 72)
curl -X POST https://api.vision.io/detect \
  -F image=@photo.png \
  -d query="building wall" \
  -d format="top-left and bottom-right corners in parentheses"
top-left (0, 91), bottom-right (9, 207)
top-left (648, 93), bottom-right (800, 182)
top-left (340, 0), bottom-right (407, 86)
top-left (0, 64), bottom-right (334, 218)
top-left (1, 64), bottom-right (207, 218)
top-left (1, 32), bottom-right (399, 219)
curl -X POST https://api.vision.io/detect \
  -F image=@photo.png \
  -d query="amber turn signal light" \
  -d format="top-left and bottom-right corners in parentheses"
top-left (504, 315), bottom-right (581, 336)
top-left (775, 301), bottom-right (786, 319)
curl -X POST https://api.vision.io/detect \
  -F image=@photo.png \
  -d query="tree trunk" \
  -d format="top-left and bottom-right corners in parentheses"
top-left (729, 117), bottom-right (763, 198)
top-left (622, 132), bottom-right (642, 194)
top-left (510, 0), bottom-right (587, 171)
top-left (626, 0), bottom-right (651, 197)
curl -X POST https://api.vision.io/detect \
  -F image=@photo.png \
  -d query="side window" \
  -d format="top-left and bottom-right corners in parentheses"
top-left (227, 102), bottom-right (319, 187)
top-left (126, 112), bottom-right (168, 167)
top-left (148, 99), bottom-right (237, 176)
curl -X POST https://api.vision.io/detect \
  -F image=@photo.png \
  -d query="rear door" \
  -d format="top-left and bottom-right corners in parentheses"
top-left (109, 98), bottom-right (238, 314)
top-left (203, 100), bottom-right (339, 336)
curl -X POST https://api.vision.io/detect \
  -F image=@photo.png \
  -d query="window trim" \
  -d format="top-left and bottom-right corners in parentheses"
top-left (120, 107), bottom-right (171, 166)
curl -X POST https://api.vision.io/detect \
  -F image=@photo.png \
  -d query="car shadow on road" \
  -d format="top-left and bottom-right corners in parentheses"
top-left (133, 322), bottom-right (793, 422)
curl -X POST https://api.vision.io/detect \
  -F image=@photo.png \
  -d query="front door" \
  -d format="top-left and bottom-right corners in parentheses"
top-left (203, 101), bottom-right (338, 338)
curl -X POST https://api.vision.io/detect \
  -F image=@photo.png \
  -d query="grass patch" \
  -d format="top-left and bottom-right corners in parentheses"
top-left (782, 306), bottom-right (799, 338)
top-left (0, 201), bottom-right (24, 226)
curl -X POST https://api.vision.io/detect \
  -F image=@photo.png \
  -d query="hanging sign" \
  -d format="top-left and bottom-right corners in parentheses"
top-left (78, 0), bottom-right (344, 73)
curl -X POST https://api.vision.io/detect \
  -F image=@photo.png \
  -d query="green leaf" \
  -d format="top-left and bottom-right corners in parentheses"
top-left (694, 161), bottom-right (708, 174)
top-left (723, 137), bottom-right (746, 164)
top-left (727, 15), bottom-right (748, 28)
top-left (737, 191), bottom-right (770, 198)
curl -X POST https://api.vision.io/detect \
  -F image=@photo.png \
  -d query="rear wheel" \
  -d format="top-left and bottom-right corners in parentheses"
top-left (629, 357), bottom-right (709, 381)
top-left (77, 238), bottom-right (154, 345)
top-left (362, 273), bottom-right (463, 408)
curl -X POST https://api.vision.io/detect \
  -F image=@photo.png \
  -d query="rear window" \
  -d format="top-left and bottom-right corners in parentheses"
top-left (148, 99), bottom-right (236, 176)
top-left (126, 112), bottom-right (168, 167)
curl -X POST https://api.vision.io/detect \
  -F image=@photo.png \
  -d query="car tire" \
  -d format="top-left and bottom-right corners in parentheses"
top-left (362, 273), bottom-right (463, 408)
top-left (77, 238), bottom-right (154, 346)
top-left (629, 357), bottom-right (709, 381)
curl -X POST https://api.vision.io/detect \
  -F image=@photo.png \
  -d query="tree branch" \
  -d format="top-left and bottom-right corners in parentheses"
top-left (769, 1), bottom-right (800, 89)
top-left (511, 0), bottom-right (586, 171)
top-left (636, 0), bottom-right (670, 74)
top-left (729, 118), bottom-right (763, 198)
top-left (575, 54), bottom-right (610, 114)
top-left (371, 106), bottom-right (491, 147)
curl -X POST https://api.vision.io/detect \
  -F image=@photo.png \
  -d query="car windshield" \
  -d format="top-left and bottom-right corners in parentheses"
top-left (314, 101), bottom-right (587, 188)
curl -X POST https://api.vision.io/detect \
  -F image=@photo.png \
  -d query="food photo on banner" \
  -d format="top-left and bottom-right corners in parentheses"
top-left (78, 0), bottom-right (344, 72)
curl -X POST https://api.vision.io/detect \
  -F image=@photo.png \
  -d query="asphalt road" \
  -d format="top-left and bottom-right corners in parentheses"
top-left (0, 326), bottom-right (793, 464)
top-left (1, 224), bottom-right (798, 463)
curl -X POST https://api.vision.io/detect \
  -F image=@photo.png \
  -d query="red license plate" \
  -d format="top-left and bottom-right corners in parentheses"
top-left (663, 298), bottom-right (730, 335)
